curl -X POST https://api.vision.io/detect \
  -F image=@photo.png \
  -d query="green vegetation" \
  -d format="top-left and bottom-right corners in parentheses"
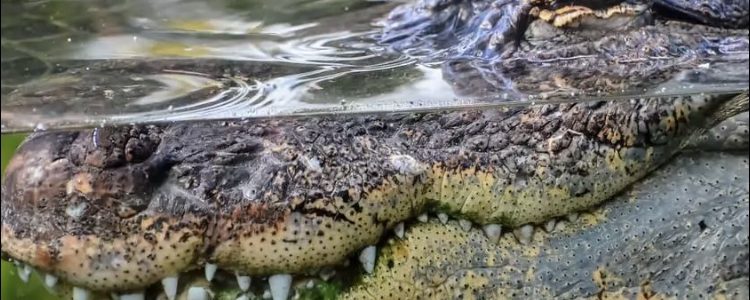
top-left (297, 281), bottom-right (343, 300)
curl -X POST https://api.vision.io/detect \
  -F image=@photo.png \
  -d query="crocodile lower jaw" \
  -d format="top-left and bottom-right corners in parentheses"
top-left (3, 207), bottom-right (591, 300)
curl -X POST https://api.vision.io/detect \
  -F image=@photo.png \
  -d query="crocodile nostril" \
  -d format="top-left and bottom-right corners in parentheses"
top-left (68, 126), bottom-right (163, 168)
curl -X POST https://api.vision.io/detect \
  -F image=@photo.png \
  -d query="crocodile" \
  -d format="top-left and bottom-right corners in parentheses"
top-left (344, 151), bottom-right (749, 299)
top-left (2, 0), bottom-right (749, 299)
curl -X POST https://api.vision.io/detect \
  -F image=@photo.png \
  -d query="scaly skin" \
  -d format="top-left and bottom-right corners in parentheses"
top-left (342, 151), bottom-right (749, 299)
top-left (2, 0), bottom-right (749, 297)
top-left (380, 0), bottom-right (749, 59)
top-left (1, 93), bottom-right (747, 293)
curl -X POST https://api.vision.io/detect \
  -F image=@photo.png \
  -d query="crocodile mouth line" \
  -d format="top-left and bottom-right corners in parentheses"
top-left (2, 92), bottom-right (748, 299)
top-left (0, 199), bottom-right (632, 300)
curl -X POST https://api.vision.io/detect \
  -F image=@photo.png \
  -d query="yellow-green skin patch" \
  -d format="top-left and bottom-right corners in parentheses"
top-left (342, 152), bottom-right (749, 299)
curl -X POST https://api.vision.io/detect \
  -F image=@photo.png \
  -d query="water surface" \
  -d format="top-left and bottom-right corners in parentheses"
top-left (2, 0), bottom-right (747, 133)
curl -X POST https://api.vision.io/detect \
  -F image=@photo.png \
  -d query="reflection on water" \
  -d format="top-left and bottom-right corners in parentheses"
top-left (1, 0), bottom-right (749, 133)
top-left (2, 0), bottom-right (442, 132)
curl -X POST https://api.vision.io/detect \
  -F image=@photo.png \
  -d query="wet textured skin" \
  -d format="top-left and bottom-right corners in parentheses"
top-left (381, 0), bottom-right (750, 101)
top-left (379, 0), bottom-right (749, 58)
top-left (1, 93), bottom-right (747, 293)
top-left (342, 152), bottom-right (749, 299)
top-left (2, 0), bottom-right (750, 298)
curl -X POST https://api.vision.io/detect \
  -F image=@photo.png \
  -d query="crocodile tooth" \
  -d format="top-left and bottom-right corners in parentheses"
top-left (236, 295), bottom-right (249, 300)
top-left (437, 213), bottom-right (449, 224)
top-left (306, 280), bottom-right (315, 289)
top-left (566, 212), bottom-right (579, 223)
top-left (119, 292), bottom-right (145, 300)
top-left (394, 222), bottom-right (405, 238)
top-left (161, 276), bottom-right (179, 300)
top-left (359, 245), bottom-right (377, 274)
top-left (459, 219), bottom-right (472, 232)
top-left (187, 287), bottom-right (209, 300)
top-left (544, 219), bottom-right (557, 232)
top-left (319, 268), bottom-right (336, 281)
top-left (73, 287), bottom-right (91, 300)
top-left (513, 224), bottom-right (534, 245)
top-left (16, 263), bottom-right (32, 283)
top-left (44, 273), bottom-right (59, 288)
top-left (236, 272), bottom-right (252, 291)
top-left (417, 213), bottom-right (429, 222)
top-left (482, 224), bottom-right (502, 243)
top-left (555, 220), bottom-right (568, 231)
top-left (269, 274), bottom-right (292, 300)
top-left (262, 289), bottom-right (272, 299)
top-left (204, 263), bottom-right (218, 282)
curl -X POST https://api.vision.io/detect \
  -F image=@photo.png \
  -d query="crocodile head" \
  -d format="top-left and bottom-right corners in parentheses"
top-left (2, 0), bottom-right (749, 299)
top-left (2, 94), bottom-right (747, 297)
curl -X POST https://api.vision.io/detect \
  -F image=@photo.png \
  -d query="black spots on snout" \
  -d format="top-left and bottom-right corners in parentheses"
top-left (698, 220), bottom-right (708, 232)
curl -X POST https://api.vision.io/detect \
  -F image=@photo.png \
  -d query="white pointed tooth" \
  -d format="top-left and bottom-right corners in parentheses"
top-left (417, 213), bottom-right (429, 222)
top-left (236, 295), bottom-right (249, 300)
top-left (459, 219), bottom-right (472, 232)
top-left (119, 292), bottom-right (145, 300)
top-left (482, 224), bottom-right (502, 243)
top-left (204, 263), bottom-right (218, 282)
top-left (17, 264), bottom-right (32, 283)
top-left (513, 224), bottom-right (534, 245)
top-left (262, 289), bottom-right (272, 299)
top-left (161, 276), bottom-right (179, 300)
top-left (393, 222), bottom-right (405, 238)
top-left (306, 280), bottom-right (315, 289)
top-left (358, 245), bottom-right (377, 274)
top-left (269, 274), bottom-right (293, 300)
top-left (544, 219), bottom-right (556, 232)
top-left (236, 272), bottom-right (252, 291)
top-left (73, 287), bottom-right (91, 300)
top-left (319, 268), bottom-right (336, 281)
top-left (44, 273), bottom-right (59, 288)
top-left (555, 220), bottom-right (567, 231)
top-left (437, 213), bottom-right (449, 224)
top-left (566, 213), bottom-right (579, 223)
top-left (187, 287), bottom-right (209, 300)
